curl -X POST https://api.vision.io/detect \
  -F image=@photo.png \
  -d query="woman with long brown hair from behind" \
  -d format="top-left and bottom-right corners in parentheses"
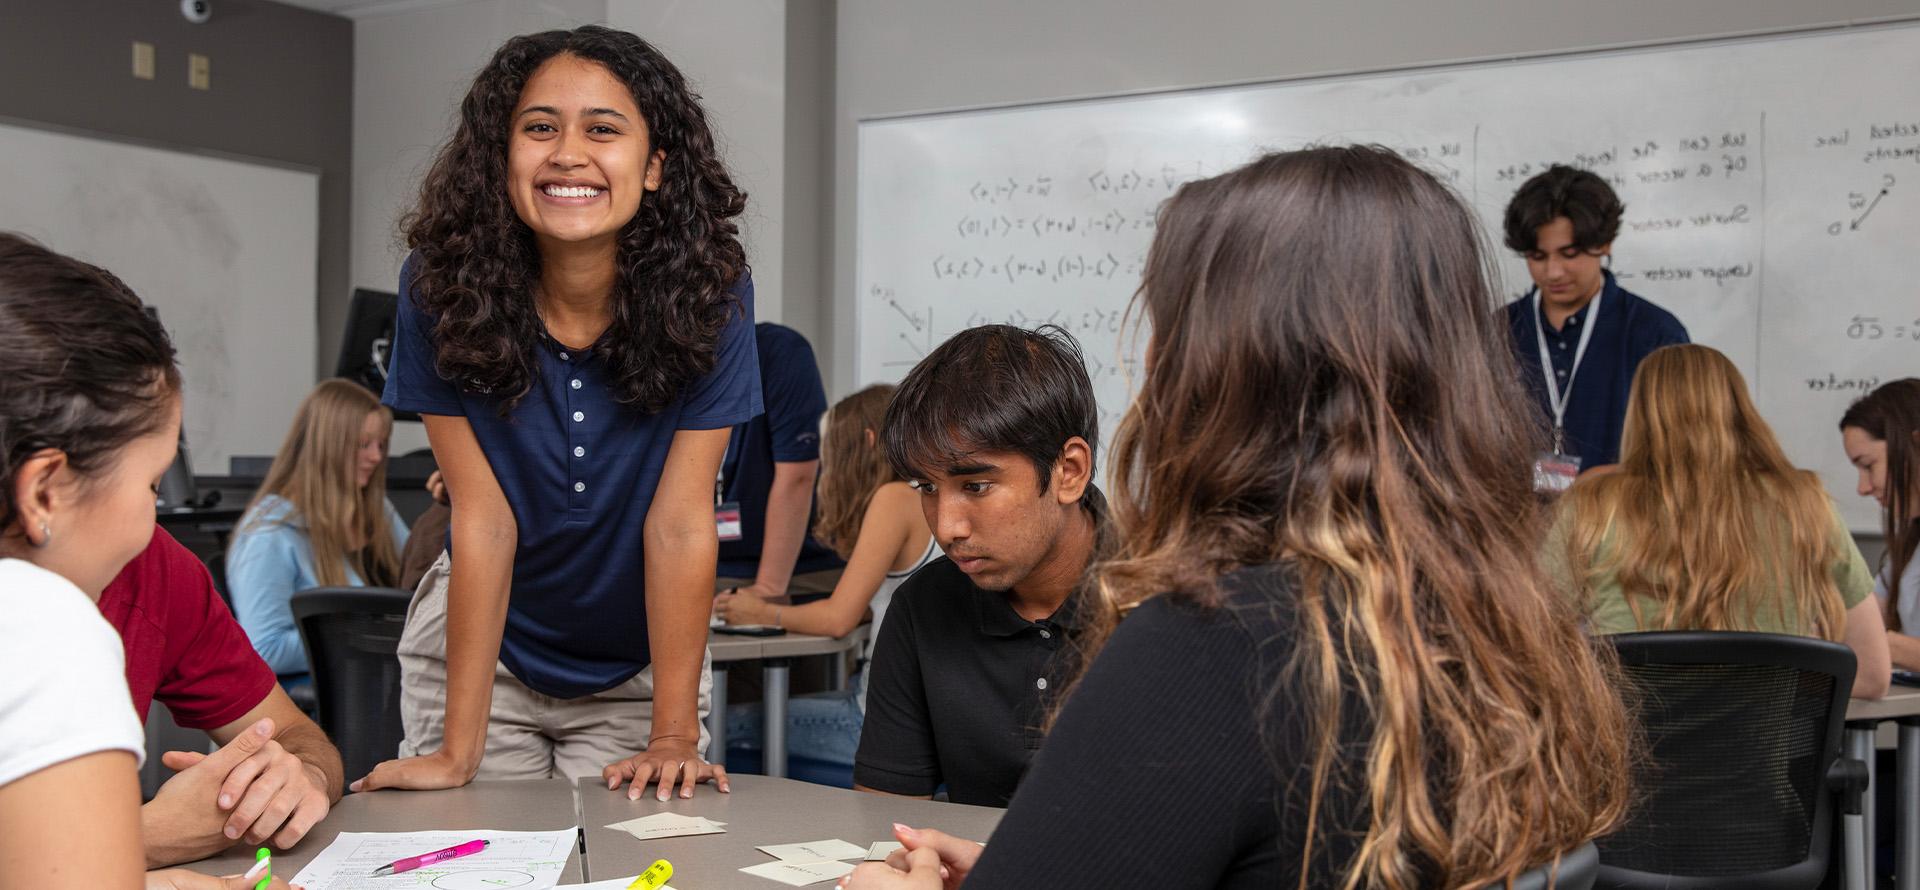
top-left (228, 378), bottom-right (407, 681)
top-left (1551, 344), bottom-right (1889, 699)
top-left (839, 145), bottom-right (1632, 889)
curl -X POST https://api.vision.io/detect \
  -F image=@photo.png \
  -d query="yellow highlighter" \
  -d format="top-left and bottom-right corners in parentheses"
top-left (627, 859), bottom-right (673, 890)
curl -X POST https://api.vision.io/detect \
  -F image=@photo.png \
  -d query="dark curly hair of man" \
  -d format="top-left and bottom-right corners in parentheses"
top-left (402, 25), bottom-right (748, 412)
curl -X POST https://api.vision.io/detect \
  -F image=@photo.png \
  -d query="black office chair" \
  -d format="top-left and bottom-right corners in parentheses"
top-left (291, 586), bottom-right (413, 786)
top-left (1595, 631), bottom-right (1864, 890)
top-left (1485, 841), bottom-right (1600, 890)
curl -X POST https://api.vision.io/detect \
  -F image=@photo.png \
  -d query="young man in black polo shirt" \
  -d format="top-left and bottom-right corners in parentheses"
top-left (853, 324), bottom-right (1108, 808)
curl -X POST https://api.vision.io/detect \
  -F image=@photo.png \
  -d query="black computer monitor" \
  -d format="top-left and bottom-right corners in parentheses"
top-left (335, 288), bottom-right (417, 421)
top-left (143, 305), bottom-right (203, 509)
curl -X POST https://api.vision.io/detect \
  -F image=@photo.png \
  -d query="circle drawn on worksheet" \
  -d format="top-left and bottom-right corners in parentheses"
top-left (430, 870), bottom-right (536, 889)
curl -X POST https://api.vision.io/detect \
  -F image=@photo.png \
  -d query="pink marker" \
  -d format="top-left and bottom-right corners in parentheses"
top-left (370, 839), bottom-right (490, 876)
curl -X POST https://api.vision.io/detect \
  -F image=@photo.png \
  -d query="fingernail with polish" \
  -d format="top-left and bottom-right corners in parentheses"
top-left (893, 823), bottom-right (915, 837)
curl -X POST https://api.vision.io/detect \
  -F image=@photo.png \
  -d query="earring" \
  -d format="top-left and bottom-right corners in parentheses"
top-left (37, 521), bottom-right (50, 546)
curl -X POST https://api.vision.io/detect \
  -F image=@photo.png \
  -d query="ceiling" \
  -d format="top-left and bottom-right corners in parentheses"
top-left (272, 0), bottom-right (473, 18)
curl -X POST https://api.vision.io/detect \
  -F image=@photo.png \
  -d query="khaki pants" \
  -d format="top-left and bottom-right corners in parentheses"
top-left (397, 552), bottom-right (712, 781)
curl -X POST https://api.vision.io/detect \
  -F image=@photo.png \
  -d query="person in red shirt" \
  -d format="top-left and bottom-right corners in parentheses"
top-left (100, 525), bottom-right (343, 867)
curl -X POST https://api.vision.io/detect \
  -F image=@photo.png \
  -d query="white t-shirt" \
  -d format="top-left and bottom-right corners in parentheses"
top-left (0, 558), bottom-right (145, 788)
top-left (1878, 549), bottom-right (1920, 636)
top-left (857, 535), bottom-right (942, 715)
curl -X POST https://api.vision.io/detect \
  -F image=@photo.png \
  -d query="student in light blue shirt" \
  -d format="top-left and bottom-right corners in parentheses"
top-left (228, 378), bottom-right (409, 677)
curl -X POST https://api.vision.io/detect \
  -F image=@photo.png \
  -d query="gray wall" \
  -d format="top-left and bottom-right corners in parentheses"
top-left (782, 0), bottom-right (836, 349)
top-left (351, 0), bottom-right (609, 298)
top-left (0, 0), bottom-right (353, 380)
top-left (609, 0), bottom-right (792, 324)
top-left (828, 0), bottom-right (1920, 396)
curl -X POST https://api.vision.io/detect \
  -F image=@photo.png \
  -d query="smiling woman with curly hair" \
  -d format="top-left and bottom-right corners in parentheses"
top-left (360, 25), bottom-right (763, 800)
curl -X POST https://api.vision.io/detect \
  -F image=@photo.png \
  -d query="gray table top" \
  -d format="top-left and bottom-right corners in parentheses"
top-left (1848, 685), bottom-right (1920, 722)
top-left (576, 774), bottom-right (1003, 887)
top-left (708, 625), bottom-right (868, 663)
top-left (179, 779), bottom-right (584, 883)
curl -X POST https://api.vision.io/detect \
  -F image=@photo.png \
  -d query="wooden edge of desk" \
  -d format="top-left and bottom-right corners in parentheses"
top-left (1846, 687), bottom-right (1920, 723)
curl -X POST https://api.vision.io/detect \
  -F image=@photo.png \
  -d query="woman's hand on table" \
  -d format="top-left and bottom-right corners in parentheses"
top-left (713, 588), bottom-right (777, 626)
top-left (602, 735), bottom-right (730, 800)
top-left (349, 749), bottom-right (476, 793)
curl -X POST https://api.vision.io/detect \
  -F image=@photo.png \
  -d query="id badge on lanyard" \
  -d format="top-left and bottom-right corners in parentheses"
top-left (1530, 289), bottom-right (1600, 495)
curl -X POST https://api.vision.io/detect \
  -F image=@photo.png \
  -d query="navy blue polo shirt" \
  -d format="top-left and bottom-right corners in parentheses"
top-left (716, 323), bottom-right (842, 581)
top-left (1504, 270), bottom-right (1689, 469)
top-left (382, 256), bottom-right (764, 698)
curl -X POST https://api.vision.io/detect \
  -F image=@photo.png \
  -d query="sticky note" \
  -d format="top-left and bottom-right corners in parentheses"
top-left (757, 839), bottom-right (869, 862)
top-left (739, 859), bottom-right (856, 886)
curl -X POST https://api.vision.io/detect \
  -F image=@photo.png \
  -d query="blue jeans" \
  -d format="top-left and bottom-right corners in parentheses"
top-left (724, 676), bottom-right (865, 768)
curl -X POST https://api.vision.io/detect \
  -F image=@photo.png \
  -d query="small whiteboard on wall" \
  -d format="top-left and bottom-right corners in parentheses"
top-left (0, 120), bottom-right (319, 475)
top-left (857, 20), bottom-right (1920, 532)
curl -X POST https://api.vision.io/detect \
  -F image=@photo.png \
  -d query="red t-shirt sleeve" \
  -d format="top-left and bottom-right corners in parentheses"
top-left (146, 528), bottom-right (279, 730)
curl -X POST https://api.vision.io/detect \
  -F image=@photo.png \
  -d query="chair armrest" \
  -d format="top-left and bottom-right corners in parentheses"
top-left (1827, 756), bottom-right (1869, 816)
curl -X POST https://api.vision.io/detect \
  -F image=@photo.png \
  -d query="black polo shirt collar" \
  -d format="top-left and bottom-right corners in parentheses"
top-left (972, 580), bottom-right (1082, 639)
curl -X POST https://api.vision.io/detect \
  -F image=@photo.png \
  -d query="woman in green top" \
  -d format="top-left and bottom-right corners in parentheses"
top-left (1549, 344), bottom-right (1890, 699)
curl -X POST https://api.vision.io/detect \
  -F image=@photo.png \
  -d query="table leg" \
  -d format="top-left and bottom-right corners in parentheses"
top-left (1850, 722), bottom-right (1879, 890)
top-left (1901, 718), bottom-right (1920, 890)
top-left (826, 650), bottom-right (847, 692)
top-left (764, 658), bottom-right (790, 779)
top-left (707, 664), bottom-right (728, 764)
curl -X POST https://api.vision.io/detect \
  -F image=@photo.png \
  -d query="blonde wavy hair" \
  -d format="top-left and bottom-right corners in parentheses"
top-left (244, 378), bottom-right (400, 588)
top-left (1093, 146), bottom-right (1631, 890)
top-left (811, 384), bottom-right (898, 558)
top-left (1563, 344), bottom-right (1845, 638)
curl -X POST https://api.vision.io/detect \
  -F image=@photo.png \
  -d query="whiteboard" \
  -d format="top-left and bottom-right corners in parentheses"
top-left (0, 121), bottom-right (319, 475)
top-left (857, 22), bottom-right (1920, 532)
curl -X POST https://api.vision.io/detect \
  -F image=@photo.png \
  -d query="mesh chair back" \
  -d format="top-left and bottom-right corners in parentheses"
top-left (291, 587), bottom-right (413, 785)
top-left (1597, 631), bottom-right (1854, 890)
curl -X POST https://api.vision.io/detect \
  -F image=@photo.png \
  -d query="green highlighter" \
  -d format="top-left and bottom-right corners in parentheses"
top-left (245, 847), bottom-right (271, 890)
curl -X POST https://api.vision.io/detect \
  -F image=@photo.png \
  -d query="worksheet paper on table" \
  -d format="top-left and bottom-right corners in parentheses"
top-left (290, 828), bottom-right (578, 890)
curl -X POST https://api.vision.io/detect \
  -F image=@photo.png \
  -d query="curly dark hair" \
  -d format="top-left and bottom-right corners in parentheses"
top-left (0, 232), bottom-right (180, 533)
top-left (403, 25), bottom-right (748, 411)
top-left (1502, 164), bottom-right (1624, 254)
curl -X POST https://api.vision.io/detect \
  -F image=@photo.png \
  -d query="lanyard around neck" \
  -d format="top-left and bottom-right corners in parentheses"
top-left (1533, 286), bottom-right (1603, 451)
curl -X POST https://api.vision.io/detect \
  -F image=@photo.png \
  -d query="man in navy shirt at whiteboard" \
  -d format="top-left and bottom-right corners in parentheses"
top-left (1503, 165), bottom-right (1689, 477)
top-left (715, 323), bottom-right (843, 601)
